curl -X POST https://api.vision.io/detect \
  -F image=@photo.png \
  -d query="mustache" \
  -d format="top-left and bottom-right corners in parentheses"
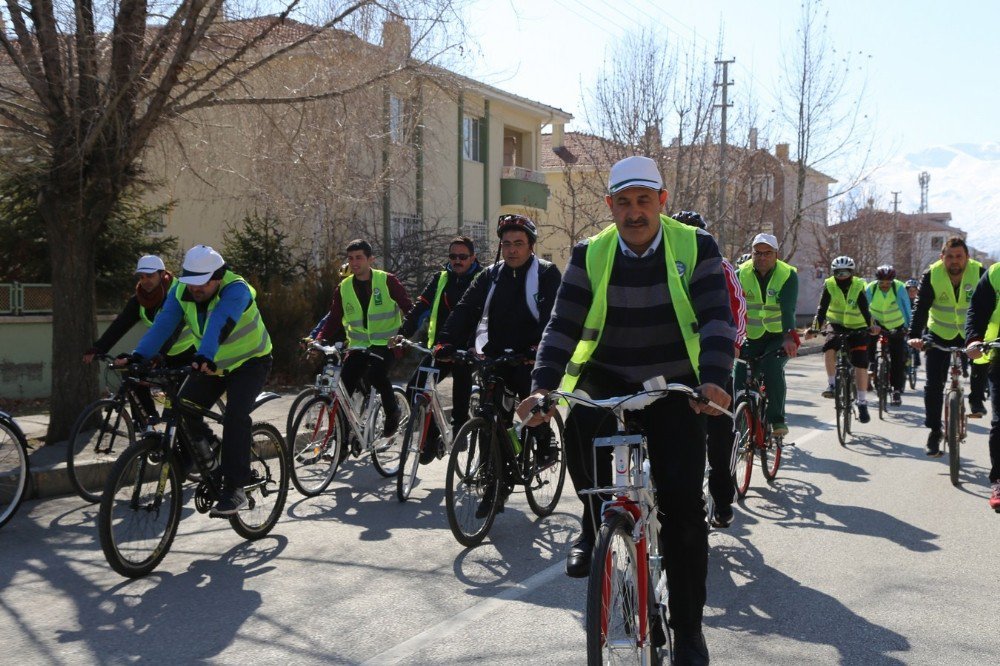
top-left (624, 216), bottom-right (649, 225)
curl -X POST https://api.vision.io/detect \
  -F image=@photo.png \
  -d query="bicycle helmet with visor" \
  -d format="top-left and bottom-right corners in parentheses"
top-left (874, 265), bottom-right (896, 281)
top-left (496, 214), bottom-right (538, 242)
top-left (671, 210), bottom-right (707, 230)
top-left (830, 256), bottom-right (856, 273)
top-left (736, 252), bottom-right (752, 266)
top-left (905, 278), bottom-right (919, 289)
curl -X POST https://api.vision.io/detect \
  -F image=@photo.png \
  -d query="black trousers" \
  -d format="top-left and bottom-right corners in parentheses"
top-left (706, 376), bottom-right (736, 509)
top-left (986, 362), bottom-right (1000, 482)
top-left (341, 347), bottom-right (397, 414)
top-left (179, 354), bottom-right (271, 487)
top-left (868, 330), bottom-right (908, 392)
top-left (923, 334), bottom-right (986, 431)
top-left (405, 354), bottom-right (475, 436)
top-left (564, 365), bottom-right (707, 635)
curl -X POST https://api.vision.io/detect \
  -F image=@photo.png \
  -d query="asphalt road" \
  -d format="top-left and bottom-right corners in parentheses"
top-left (2, 353), bottom-right (997, 664)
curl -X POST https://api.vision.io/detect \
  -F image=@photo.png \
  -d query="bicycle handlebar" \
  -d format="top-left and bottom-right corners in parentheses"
top-left (534, 381), bottom-right (732, 419)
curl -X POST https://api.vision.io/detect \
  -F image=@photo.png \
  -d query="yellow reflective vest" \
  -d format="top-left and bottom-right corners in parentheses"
top-left (824, 276), bottom-right (866, 329)
top-left (340, 270), bottom-right (403, 348)
top-left (866, 279), bottom-right (906, 330)
top-left (739, 260), bottom-right (795, 339)
top-left (928, 259), bottom-right (982, 340)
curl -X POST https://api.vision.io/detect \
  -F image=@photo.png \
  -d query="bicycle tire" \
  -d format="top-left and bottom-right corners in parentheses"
top-left (523, 411), bottom-right (567, 517)
top-left (878, 360), bottom-right (889, 419)
top-left (585, 511), bottom-right (652, 665)
top-left (759, 398), bottom-right (781, 482)
top-left (0, 418), bottom-right (29, 529)
top-left (230, 422), bottom-right (289, 539)
top-left (732, 399), bottom-right (754, 499)
top-left (946, 391), bottom-right (961, 487)
top-left (835, 372), bottom-right (848, 446)
top-left (285, 387), bottom-right (318, 445)
top-left (67, 398), bottom-right (136, 503)
top-left (847, 377), bottom-right (856, 435)
top-left (98, 437), bottom-right (182, 578)
top-left (445, 417), bottom-right (500, 547)
top-left (907, 351), bottom-right (918, 390)
top-left (370, 386), bottom-right (409, 477)
top-left (397, 397), bottom-right (430, 502)
top-left (288, 396), bottom-right (342, 497)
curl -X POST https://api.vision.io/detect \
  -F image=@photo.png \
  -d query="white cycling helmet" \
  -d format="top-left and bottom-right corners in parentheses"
top-left (830, 256), bottom-right (856, 272)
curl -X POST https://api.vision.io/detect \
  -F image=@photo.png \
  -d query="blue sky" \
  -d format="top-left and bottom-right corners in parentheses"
top-left (458, 0), bottom-right (1000, 181)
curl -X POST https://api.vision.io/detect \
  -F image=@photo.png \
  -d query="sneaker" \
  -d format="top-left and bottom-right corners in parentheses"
top-left (822, 384), bottom-right (835, 399)
top-left (891, 391), bottom-right (902, 406)
top-left (475, 484), bottom-right (511, 519)
top-left (857, 403), bottom-right (870, 423)
top-left (926, 430), bottom-right (943, 457)
top-left (673, 630), bottom-right (709, 666)
top-left (534, 427), bottom-right (558, 466)
top-left (382, 407), bottom-right (402, 437)
top-left (418, 435), bottom-right (442, 465)
top-left (771, 422), bottom-right (789, 438)
top-left (711, 504), bottom-right (734, 529)
top-left (969, 398), bottom-right (986, 419)
top-left (990, 482), bottom-right (1000, 512)
top-left (210, 486), bottom-right (249, 517)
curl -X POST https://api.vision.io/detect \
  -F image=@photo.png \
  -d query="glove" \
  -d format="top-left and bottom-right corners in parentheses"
top-left (191, 355), bottom-right (218, 373)
top-left (433, 343), bottom-right (455, 360)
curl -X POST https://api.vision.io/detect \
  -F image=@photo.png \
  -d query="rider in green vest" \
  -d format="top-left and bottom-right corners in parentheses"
top-left (908, 236), bottom-right (988, 455)
top-left (963, 262), bottom-right (1000, 512)
top-left (805, 255), bottom-right (878, 424)
top-left (132, 245), bottom-right (273, 516)
top-left (737, 233), bottom-right (800, 437)
top-left (864, 265), bottom-right (911, 406)
top-left (316, 238), bottom-right (413, 437)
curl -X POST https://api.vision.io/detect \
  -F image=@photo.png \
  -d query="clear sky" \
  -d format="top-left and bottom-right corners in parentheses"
top-left (458, 0), bottom-right (1000, 182)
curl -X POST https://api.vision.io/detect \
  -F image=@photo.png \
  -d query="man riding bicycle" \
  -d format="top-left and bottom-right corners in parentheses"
top-left (317, 239), bottom-right (412, 437)
top-left (130, 245), bottom-right (273, 516)
top-left (434, 214), bottom-right (561, 516)
top-left (392, 236), bottom-right (483, 463)
top-left (909, 236), bottom-right (987, 456)
top-left (866, 265), bottom-right (911, 406)
top-left (805, 255), bottom-right (878, 424)
top-left (519, 156), bottom-right (735, 666)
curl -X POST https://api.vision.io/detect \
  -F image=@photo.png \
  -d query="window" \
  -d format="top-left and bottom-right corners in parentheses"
top-left (930, 235), bottom-right (944, 250)
top-left (463, 219), bottom-right (488, 255)
top-left (749, 174), bottom-right (774, 204)
top-left (463, 115), bottom-right (483, 162)
top-left (391, 212), bottom-right (423, 272)
top-left (389, 95), bottom-right (408, 144)
top-left (542, 253), bottom-right (553, 262)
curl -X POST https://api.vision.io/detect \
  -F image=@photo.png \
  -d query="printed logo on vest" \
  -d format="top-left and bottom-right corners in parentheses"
top-left (373, 287), bottom-right (383, 306)
top-left (675, 261), bottom-right (686, 277)
top-left (848, 299), bottom-right (856, 306)
top-left (767, 288), bottom-right (777, 296)
top-left (345, 302), bottom-right (355, 314)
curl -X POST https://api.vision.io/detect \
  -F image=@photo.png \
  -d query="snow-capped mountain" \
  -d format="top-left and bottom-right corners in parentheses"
top-left (871, 143), bottom-right (1000, 257)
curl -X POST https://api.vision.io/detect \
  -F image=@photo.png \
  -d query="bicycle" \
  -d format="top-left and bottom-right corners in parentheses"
top-left (732, 349), bottom-right (788, 499)
top-left (394, 339), bottom-right (480, 502)
top-left (67, 354), bottom-right (225, 503)
top-left (873, 332), bottom-right (892, 419)
top-left (444, 351), bottom-right (566, 547)
top-left (812, 330), bottom-right (859, 446)
top-left (0, 411), bottom-right (30, 529)
top-left (926, 339), bottom-right (969, 486)
top-left (286, 342), bottom-right (409, 496)
top-left (533, 380), bottom-right (730, 665)
top-left (97, 364), bottom-right (288, 578)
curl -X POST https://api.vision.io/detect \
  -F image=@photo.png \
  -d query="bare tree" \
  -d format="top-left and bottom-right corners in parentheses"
top-left (0, 0), bottom-right (462, 439)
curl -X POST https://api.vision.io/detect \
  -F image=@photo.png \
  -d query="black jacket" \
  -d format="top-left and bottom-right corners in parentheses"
top-left (398, 262), bottom-right (483, 342)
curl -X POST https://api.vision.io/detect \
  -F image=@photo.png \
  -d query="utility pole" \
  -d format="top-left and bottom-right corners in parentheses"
top-left (714, 58), bottom-right (734, 255)
top-left (891, 191), bottom-right (901, 274)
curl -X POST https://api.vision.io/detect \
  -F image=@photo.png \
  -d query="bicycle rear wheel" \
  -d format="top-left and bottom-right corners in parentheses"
top-left (586, 511), bottom-right (652, 665)
top-left (946, 391), bottom-right (962, 487)
top-left (230, 423), bottom-right (289, 539)
top-left (67, 398), bottom-right (136, 503)
top-left (98, 437), bottom-right (182, 578)
top-left (397, 397), bottom-right (430, 502)
top-left (288, 396), bottom-right (342, 496)
top-left (877, 361), bottom-right (889, 419)
top-left (523, 411), bottom-right (567, 517)
top-left (445, 417), bottom-right (500, 547)
top-left (907, 351), bottom-right (918, 390)
top-left (732, 399), bottom-right (754, 499)
top-left (0, 419), bottom-right (29, 529)
top-left (370, 387), bottom-right (409, 477)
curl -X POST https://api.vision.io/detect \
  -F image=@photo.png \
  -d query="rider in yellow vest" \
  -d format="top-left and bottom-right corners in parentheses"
top-left (517, 156), bottom-right (736, 664)
top-left (133, 245), bottom-right (273, 516)
top-left (317, 239), bottom-right (412, 436)
top-left (737, 233), bottom-right (800, 437)
top-left (908, 236), bottom-right (987, 455)
top-left (963, 262), bottom-right (1000, 512)
top-left (865, 265), bottom-right (912, 406)
top-left (805, 255), bottom-right (878, 424)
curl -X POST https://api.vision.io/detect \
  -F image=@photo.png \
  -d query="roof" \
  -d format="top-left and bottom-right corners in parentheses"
top-left (830, 209), bottom-right (959, 234)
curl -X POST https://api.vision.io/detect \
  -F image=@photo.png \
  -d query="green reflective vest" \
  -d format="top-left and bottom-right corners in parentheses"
top-left (824, 276), bottom-right (866, 329)
top-left (866, 279), bottom-right (906, 330)
top-left (971, 262), bottom-right (1000, 364)
top-left (560, 215), bottom-right (701, 393)
top-left (928, 259), bottom-right (982, 340)
top-left (175, 271), bottom-right (271, 372)
top-left (139, 304), bottom-right (196, 357)
top-left (340, 270), bottom-right (402, 348)
top-left (426, 271), bottom-right (448, 347)
top-left (739, 260), bottom-right (795, 339)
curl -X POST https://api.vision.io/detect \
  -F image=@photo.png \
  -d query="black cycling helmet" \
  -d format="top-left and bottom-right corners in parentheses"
top-left (875, 264), bottom-right (896, 280)
top-left (671, 210), bottom-right (707, 230)
top-left (905, 278), bottom-right (919, 288)
top-left (496, 214), bottom-right (538, 242)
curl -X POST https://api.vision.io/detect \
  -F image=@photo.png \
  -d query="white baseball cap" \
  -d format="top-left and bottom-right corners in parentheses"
top-left (608, 156), bottom-right (663, 195)
top-left (178, 245), bottom-right (226, 285)
top-left (751, 233), bottom-right (779, 250)
top-left (135, 255), bottom-right (165, 274)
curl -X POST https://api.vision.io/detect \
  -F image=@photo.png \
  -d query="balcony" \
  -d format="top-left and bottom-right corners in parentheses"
top-left (500, 166), bottom-right (549, 210)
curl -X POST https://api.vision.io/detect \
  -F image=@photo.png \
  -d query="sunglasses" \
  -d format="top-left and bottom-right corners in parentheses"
top-left (449, 253), bottom-right (470, 261)
top-left (834, 270), bottom-right (852, 278)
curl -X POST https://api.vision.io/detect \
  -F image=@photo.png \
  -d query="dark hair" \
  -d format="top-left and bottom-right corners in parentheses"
top-left (449, 236), bottom-right (475, 255)
top-left (941, 236), bottom-right (968, 255)
top-left (210, 265), bottom-right (228, 281)
top-left (345, 238), bottom-right (373, 257)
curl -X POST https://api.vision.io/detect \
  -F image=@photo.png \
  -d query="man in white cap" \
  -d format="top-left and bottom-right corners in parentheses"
top-left (132, 245), bottom-right (273, 516)
top-left (518, 155), bottom-right (735, 665)
top-left (736, 233), bottom-right (800, 438)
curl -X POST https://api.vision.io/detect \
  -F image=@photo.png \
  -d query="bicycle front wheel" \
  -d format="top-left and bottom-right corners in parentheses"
top-left (445, 417), bottom-right (500, 547)
top-left (732, 399), bottom-right (754, 499)
top-left (0, 419), bottom-right (29, 529)
top-left (835, 373), bottom-right (850, 446)
top-left (907, 352), bottom-right (918, 390)
top-left (760, 430), bottom-right (782, 483)
top-left (98, 438), bottom-right (182, 578)
top-left (523, 411), bottom-right (567, 517)
top-left (370, 387), bottom-right (409, 477)
top-left (397, 397), bottom-right (431, 502)
top-left (67, 398), bottom-right (136, 503)
top-left (230, 423), bottom-right (289, 539)
top-left (946, 391), bottom-right (962, 487)
top-left (878, 363), bottom-right (889, 419)
top-left (586, 511), bottom-right (653, 665)
top-left (288, 396), bottom-right (342, 496)
top-left (285, 387), bottom-right (318, 444)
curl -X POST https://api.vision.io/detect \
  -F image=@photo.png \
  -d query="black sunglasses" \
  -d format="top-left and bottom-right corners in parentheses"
top-left (449, 253), bottom-right (470, 261)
